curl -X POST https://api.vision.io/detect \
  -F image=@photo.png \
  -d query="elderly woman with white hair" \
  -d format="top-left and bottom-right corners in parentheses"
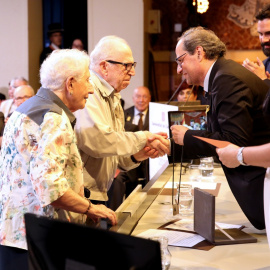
top-left (0, 49), bottom-right (117, 270)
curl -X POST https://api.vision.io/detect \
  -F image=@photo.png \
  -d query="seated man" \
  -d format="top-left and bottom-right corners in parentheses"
top-left (1, 77), bottom-right (28, 118)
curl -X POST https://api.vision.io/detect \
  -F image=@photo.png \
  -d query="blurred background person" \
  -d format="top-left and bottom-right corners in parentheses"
top-left (40, 23), bottom-right (64, 65)
top-left (242, 4), bottom-right (270, 80)
top-left (1, 77), bottom-right (28, 118)
top-left (177, 81), bottom-right (197, 102)
top-left (13, 85), bottom-right (35, 108)
top-left (71, 38), bottom-right (84, 51)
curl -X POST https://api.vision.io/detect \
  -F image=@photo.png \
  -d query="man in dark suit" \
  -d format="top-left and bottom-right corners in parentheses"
top-left (40, 23), bottom-right (64, 65)
top-left (171, 26), bottom-right (270, 230)
top-left (108, 86), bottom-right (151, 210)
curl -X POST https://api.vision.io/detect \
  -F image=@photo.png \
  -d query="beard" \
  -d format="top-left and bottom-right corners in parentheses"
top-left (261, 42), bottom-right (270, 57)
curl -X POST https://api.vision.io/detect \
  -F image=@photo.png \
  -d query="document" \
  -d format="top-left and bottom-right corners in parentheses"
top-left (193, 136), bottom-right (230, 148)
top-left (164, 219), bottom-right (243, 232)
top-left (136, 228), bottom-right (205, 248)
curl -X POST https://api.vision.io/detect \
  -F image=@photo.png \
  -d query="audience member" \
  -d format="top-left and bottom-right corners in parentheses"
top-left (71, 38), bottom-right (84, 51)
top-left (1, 77), bottom-right (28, 118)
top-left (13, 85), bottom-right (35, 108)
top-left (40, 23), bottom-right (64, 65)
top-left (108, 86), bottom-right (151, 210)
top-left (242, 5), bottom-right (270, 80)
top-left (177, 81), bottom-right (197, 102)
top-left (74, 36), bottom-right (170, 208)
top-left (171, 26), bottom-right (270, 230)
top-left (0, 49), bottom-right (117, 270)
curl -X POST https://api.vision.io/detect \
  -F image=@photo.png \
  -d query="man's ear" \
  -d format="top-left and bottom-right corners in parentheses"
top-left (196, 46), bottom-right (205, 61)
top-left (99, 60), bottom-right (108, 77)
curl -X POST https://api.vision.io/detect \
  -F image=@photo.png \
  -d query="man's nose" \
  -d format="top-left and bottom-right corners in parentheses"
top-left (128, 66), bottom-right (136, 76)
top-left (177, 65), bottom-right (183, 74)
top-left (261, 34), bottom-right (270, 43)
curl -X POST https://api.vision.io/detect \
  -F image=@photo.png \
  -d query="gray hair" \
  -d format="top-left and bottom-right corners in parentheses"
top-left (178, 27), bottom-right (226, 60)
top-left (40, 49), bottom-right (90, 91)
top-left (90, 35), bottom-right (130, 70)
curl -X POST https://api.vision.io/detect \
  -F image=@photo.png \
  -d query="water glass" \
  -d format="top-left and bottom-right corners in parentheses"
top-left (199, 157), bottom-right (214, 177)
top-left (188, 164), bottom-right (201, 181)
top-left (150, 236), bottom-right (171, 270)
top-left (175, 184), bottom-right (193, 215)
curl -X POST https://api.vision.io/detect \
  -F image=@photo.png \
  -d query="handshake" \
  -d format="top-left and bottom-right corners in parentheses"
top-left (133, 132), bottom-right (171, 162)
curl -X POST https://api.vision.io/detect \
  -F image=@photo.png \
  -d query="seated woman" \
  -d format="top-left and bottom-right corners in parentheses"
top-left (177, 81), bottom-right (198, 102)
top-left (177, 82), bottom-right (206, 104)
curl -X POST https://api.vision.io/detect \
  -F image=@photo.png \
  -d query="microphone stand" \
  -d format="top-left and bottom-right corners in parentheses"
top-left (167, 79), bottom-right (186, 105)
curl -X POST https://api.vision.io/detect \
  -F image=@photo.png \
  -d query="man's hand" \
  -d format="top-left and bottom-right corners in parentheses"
top-left (242, 57), bottom-right (270, 80)
top-left (146, 133), bottom-right (170, 156)
top-left (133, 146), bottom-right (159, 161)
top-left (170, 125), bottom-right (189, 145)
top-left (216, 144), bottom-right (240, 168)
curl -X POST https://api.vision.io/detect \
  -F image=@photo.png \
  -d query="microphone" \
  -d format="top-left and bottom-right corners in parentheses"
top-left (167, 79), bottom-right (186, 105)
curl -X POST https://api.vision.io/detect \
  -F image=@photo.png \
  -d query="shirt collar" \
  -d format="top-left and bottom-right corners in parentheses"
top-left (203, 61), bottom-right (216, 92)
top-left (50, 43), bottom-right (60, 50)
top-left (134, 107), bottom-right (148, 116)
top-left (36, 87), bottom-right (76, 127)
top-left (90, 70), bottom-right (114, 97)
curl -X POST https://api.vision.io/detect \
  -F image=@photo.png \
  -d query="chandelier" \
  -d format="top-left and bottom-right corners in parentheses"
top-left (193, 0), bottom-right (209, 14)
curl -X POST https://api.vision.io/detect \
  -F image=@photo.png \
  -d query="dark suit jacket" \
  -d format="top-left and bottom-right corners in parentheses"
top-left (124, 106), bottom-right (149, 132)
top-left (121, 106), bottom-right (149, 186)
top-left (174, 57), bottom-right (270, 229)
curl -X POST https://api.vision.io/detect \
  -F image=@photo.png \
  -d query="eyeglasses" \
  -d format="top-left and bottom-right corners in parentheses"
top-left (175, 53), bottom-right (187, 68)
top-left (106, 60), bottom-right (137, 71)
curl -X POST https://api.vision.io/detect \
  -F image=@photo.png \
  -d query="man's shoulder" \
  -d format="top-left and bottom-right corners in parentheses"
top-left (124, 106), bottom-right (135, 115)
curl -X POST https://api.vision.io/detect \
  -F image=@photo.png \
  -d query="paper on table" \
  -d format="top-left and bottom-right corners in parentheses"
top-left (165, 218), bottom-right (194, 232)
top-left (136, 228), bottom-right (205, 248)
top-left (215, 222), bottom-right (242, 229)
top-left (164, 181), bottom-right (217, 190)
top-left (164, 220), bottom-right (242, 231)
top-left (193, 136), bottom-right (231, 148)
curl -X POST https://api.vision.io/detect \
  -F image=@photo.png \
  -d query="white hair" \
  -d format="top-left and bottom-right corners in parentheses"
top-left (40, 49), bottom-right (90, 91)
top-left (90, 35), bottom-right (130, 70)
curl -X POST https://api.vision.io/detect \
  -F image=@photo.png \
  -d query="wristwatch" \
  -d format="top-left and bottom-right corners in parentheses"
top-left (237, 147), bottom-right (248, 166)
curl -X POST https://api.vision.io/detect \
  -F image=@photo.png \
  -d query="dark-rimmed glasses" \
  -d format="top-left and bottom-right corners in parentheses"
top-left (106, 60), bottom-right (137, 71)
top-left (175, 53), bottom-right (187, 68)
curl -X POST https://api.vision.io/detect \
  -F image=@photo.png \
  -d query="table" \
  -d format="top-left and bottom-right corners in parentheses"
top-left (129, 164), bottom-right (270, 270)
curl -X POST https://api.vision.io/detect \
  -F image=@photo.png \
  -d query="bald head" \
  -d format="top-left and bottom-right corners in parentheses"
top-left (132, 86), bottom-right (151, 112)
top-left (14, 85), bottom-right (35, 107)
top-left (9, 77), bottom-right (28, 99)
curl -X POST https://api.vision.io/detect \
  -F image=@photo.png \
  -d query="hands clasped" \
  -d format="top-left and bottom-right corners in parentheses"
top-left (133, 132), bottom-right (170, 161)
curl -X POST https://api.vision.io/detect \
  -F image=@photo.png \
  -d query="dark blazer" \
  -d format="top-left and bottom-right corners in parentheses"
top-left (174, 57), bottom-right (270, 229)
top-left (124, 106), bottom-right (149, 132)
top-left (123, 106), bottom-right (149, 190)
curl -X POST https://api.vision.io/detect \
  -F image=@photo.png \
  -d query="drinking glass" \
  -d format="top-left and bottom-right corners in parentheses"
top-left (150, 236), bottom-right (171, 270)
top-left (199, 157), bottom-right (214, 178)
top-left (188, 164), bottom-right (201, 181)
top-left (175, 184), bottom-right (193, 216)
